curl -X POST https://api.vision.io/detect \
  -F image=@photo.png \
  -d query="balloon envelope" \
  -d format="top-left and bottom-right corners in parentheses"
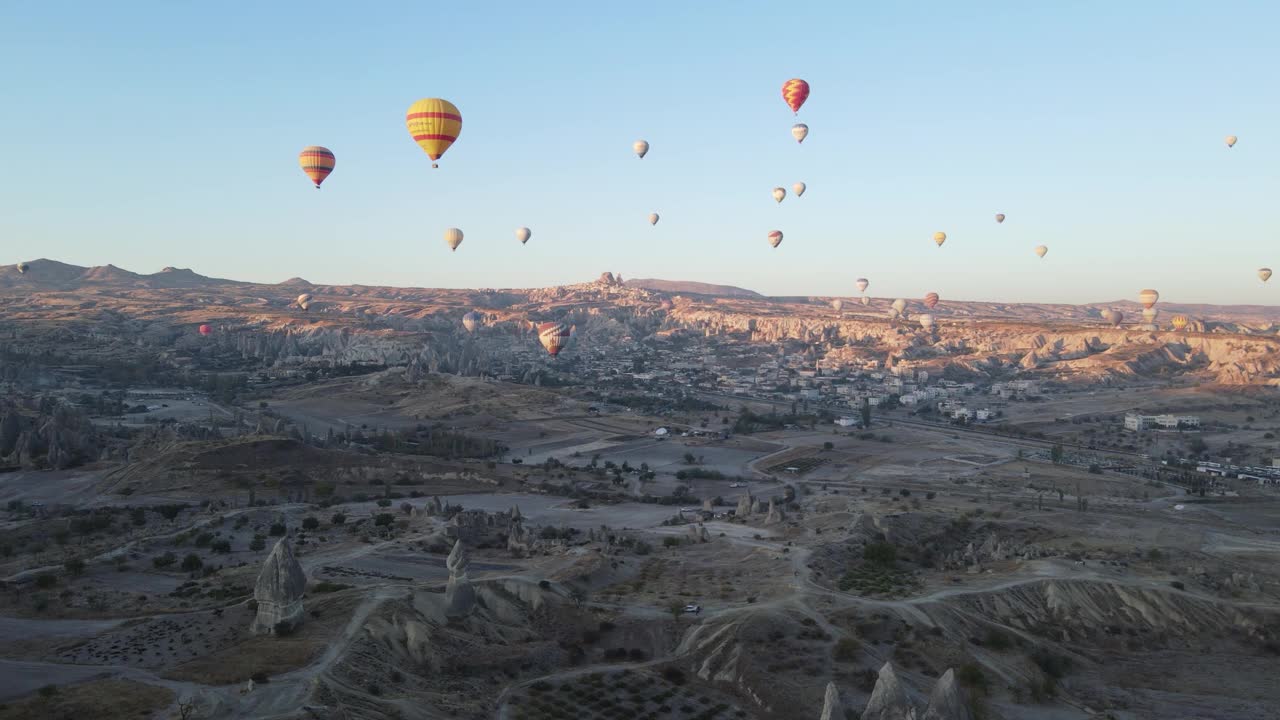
top-left (462, 311), bottom-right (481, 333)
top-left (782, 78), bottom-right (810, 114)
top-left (444, 228), bottom-right (464, 251)
top-left (1259, 268), bottom-right (1272, 282)
top-left (923, 292), bottom-right (940, 309)
top-left (791, 124), bottom-right (809, 143)
top-left (198, 324), bottom-right (212, 336)
top-left (298, 146), bottom-right (335, 188)
top-left (16, 262), bottom-right (29, 274)
top-left (648, 213), bottom-right (660, 226)
top-left (1171, 315), bottom-right (1189, 330)
top-left (918, 314), bottom-right (935, 330)
top-left (933, 231), bottom-right (947, 247)
top-left (536, 322), bottom-right (572, 356)
top-left (768, 230), bottom-right (783, 248)
top-left (860, 296), bottom-right (870, 306)
top-left (1138, 289), bottom-right (1159, 309)
top-left (891, 298), bottom-right (907, 313)
top-left (855, 278), bottom-right (869, 293)
top-left (516, 227), bottom-right (531, 244)
top-left (406, 98), bottom-right (462, 167)
top-left (1034, 245), bottom-right (1048, 258)
top-left (772, 187), bottom-right (786, 203)
top-left (633, 140), bottom-right (649, 158)
top-left (995, 213), bottom-right (1005, 224)
top-left (296, 293), bottom-right (312, 310)
top-left (1226, 135), bottom-right (1238, 148)
top-left (792, 182), bottom-right (806, 197)
top-left (831, 299), bottom-right (843, 312)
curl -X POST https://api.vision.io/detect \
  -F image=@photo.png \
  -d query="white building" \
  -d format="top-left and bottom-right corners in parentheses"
top-left (1126, 413), bottom-right (1200, 431)
top-left (835, 417), bottom-right (860, 427)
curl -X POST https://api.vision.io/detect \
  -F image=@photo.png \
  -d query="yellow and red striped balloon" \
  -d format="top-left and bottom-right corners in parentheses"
top-left (298, 146), bottom-right (335, 189)
top-left (406, 98), bottom-right (462, 168)
top-left (924, 292), bottom-right (940, 309)
top-left (782, 78), bottom-right (810, 114)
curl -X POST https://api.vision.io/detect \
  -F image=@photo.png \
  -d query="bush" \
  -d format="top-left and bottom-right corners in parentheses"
top-left (269, 523), bottom-right (287, 537)
top-left (181, 554), bottom-right (204, 572)
top-left (662, 536), bottom-right (682, 548)
top-left (301, 516), bottom-right (320, 530)
top-left (34, 573), bottom-right (57, 589)
top-left (250, 671), bottom-right (269, 684)
top-left (250, 536), bottom-right (266, 551)
top-left (832, 637), bottom-right (860, 662)
top-left (983, 628), bottom-right (1013, 651)
top-left (331, 512), bottom-right (347, 525)
top-left (1030, 648), bottom-right (1072, 679)
top-left (374, 513), bottom-right (395, 526)
top-left (152, 552), bottom-right (176, 569)
top-left (1170, 580), bottom-right (1185, 590)
top-left (210, 540), bottom-right (232, 554)
top-left (957, 663), bottom-right (988, 694)
top-left (863, 542), bottom-right (897, 567)
top-left (63, 558), bottom-right (86, 576)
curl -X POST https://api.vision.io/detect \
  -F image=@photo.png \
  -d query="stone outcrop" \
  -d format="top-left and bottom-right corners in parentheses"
top-left (507, 506), bottom-right (530, 557)
top-left (251, 538), bottom-right (306, 634)
top-left (921, 669), bottom-right (971, 720)
top-left (765, 498), bottom-right (784, 525)
top-left (862, 662), bottom-right (914, 720)
top-left (444, 539), bottom-right (476, 618)
top-left (736, 494), bottom-right (754, 517)
top-left (819, 681), bottom-right (842, 720)
top-left (702, 498), bottom-right (714, 512)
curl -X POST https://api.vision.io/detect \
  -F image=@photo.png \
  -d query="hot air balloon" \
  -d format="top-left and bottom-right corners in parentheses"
top-left (782, 78), bottom-right (810, 114)
top-left (888, 308), bottom-right (901, 320)
top-left (462, 311), bottom-right (482, 333)
top-left (791, 124), bottom-right (809, 144)
top-left (860, 296), bottom-right (870, 306)
top-left (633, 140), bottom-right (649, 159)
top-left (443, 228), bottom-right (464, 251)
top-left (1226, 135), bottom-right (1238, 148)
top-left (768, 231), bottom-right (783, 248)
top-left (855, 278), bottom-right (869, 293)
top-left (1138, 289), bottom-right (1159, 309)
top-left (923, 292), bottom-right (940, 309)
top-left (296, 293), bottom-right (313, 311)
top-left (933, 232), bottom-right (947, 247)
top-left (831, 299), bottom-right (844, 312)
top-left (1171, 315), bottom-right (1189, 331)
top-left (1034, 245), bottom-right (1048, 259)
top-left (298, 146), bottom-right (335, 189)
top-left (648, 213), bottom-right (660, 226)
top-left (995, 213), bottom-right (1006, 224)
top-left (918, 314), bottom-right (935, 330)
top-left (16, 262), bottom-right (29, 274)
top-left (198, 324), bottom-right (212, 336)
top-left (793, 182), bottom-right (806, 197)
top-left (516, 227), bottom-right (531, 244)
top-left (406, 98), bottom-right (462, 168)
top-left (1142, 308), bottom-right (1159, 325)
top-left (892, 298), bottom-right (907, 314)
top-left (536, 322), bottom-right (571, 356)
top-left (1259, 268), bottom-right (1272, 282)
top-left (1102, 309), bottom-right (1123, 327)
top-left (772, 187), bottom-right (786, 203)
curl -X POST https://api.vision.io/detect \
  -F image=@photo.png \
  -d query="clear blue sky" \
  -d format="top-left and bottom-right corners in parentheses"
top-left (2, 1), bottom-right (1277, 304)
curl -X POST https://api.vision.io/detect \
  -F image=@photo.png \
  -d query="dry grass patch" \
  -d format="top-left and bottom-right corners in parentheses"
top-left (0, 679), bottom-right (172, 720)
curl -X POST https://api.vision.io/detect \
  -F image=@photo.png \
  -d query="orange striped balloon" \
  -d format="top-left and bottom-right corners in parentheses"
top-left (298, 146), bottom-right (335, 189)
top-left (537, 322), bottom-right (571, 356)
top-left (924, 292), bottom-right (940, 309)
top-left (782, 78), bottom-right (810, 114)
top-left (406, 98), bottom-right (462, 168)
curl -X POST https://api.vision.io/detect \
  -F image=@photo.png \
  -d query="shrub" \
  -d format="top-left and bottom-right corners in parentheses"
top-left (249, 536), bottom-right (266, 551)
top-left (181, 554), bottom-right (203, 572)
top-left (269, 523), bottom-right (287, 536)
top-left (863, 542), bottom-right (897, 567)
top-left (34, 573), bottom-right (57, 589)
top-left (832, 637), bottom-right (860, 662)
top-left (983, 628), bottom-right (1013, 651)
top-left (957, 663), bottom-right (988, 694)
top-left (301, 516), bottom-right (320, 531)
top-left (331, 512), bottom-right (347, 525)
top-left (152, 552), bottom-right (176, 569)
top-left (1170, 580), bottom-right (1185, 591)
top-left (374, 513), bottom-right (395, 526)
top-left (63, 558), bottom-right (86, 576)
top-left (251, 671), bottom-right (269, 684)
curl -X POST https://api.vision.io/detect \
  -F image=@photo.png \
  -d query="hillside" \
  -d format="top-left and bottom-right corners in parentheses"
top-left (624, 278), bottom-right (762, 298)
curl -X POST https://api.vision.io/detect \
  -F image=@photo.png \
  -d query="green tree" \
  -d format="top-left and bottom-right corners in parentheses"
top-left (1050, 444), bottom-right (1064, 464)
top-left (861, 398), bottom-right (872, 429)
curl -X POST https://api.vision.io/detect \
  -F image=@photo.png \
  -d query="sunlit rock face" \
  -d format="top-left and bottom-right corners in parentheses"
top-left (251, 538), bottom-right (306, 635)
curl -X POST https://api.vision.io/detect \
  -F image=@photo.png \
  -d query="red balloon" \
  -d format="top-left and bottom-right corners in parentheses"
top-left (198, 324), bottom-right (212, 336)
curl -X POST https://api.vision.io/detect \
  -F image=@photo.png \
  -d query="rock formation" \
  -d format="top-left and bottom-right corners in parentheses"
top-left (507, 507), bottom-right (530, 557)
top-left (444, 539), bottom-right (476, 618)
top-left (702, 497), bottom-right (714, 512)
top-left (921, 669), bottom-right (971, 720)
top-left (251, 538), bottom-right (306, 634)
top-left (862, 662), bottom-right (914, 720)
top-left (819, 681), bottom-right (842, 720)
top-left (765, 498), bottom-right (784, 524)
top-left (736, 494), bottom-right (754, 517)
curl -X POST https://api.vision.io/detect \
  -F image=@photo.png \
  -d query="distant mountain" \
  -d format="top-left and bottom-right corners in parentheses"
top-left (0, 260), bottom-right (237, 290)
top-left (625, 278), bottom-right (762, 298)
